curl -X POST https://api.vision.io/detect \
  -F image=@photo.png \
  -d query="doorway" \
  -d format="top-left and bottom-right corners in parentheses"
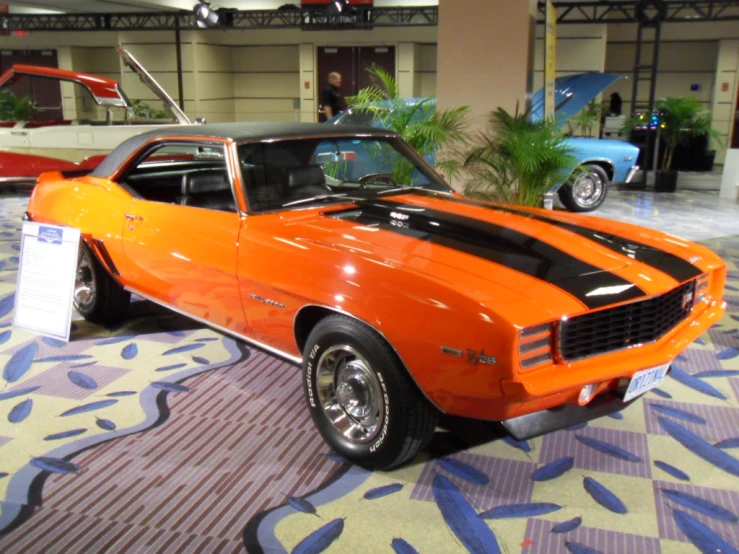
top-left (316, 45), bottom-right (396, 121)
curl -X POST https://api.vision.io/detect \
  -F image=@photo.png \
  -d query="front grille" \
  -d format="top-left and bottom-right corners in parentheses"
top-left (558, 280), bottom-right (696, 361)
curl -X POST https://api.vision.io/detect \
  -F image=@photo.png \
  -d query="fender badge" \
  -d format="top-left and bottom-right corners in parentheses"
top-left (466, 349), bottom-right (496, 365)
top-left (249, 293), bottom-right (286, 310)
top-left (441, 346), bottom-right (496, 365)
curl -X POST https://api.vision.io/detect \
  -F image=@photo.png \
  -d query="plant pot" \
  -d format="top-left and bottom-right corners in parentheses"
top-left (655, 170), bottom-right (678, 193)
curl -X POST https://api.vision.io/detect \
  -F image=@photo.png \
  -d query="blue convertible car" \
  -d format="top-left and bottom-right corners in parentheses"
top-left (328, 72), bottom-right (640, 212)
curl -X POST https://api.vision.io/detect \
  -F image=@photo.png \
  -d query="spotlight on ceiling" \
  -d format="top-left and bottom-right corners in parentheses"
top-left (194, 2), bottom-right (219, 28)
top-left (327, 0), bottom-right (350, 15)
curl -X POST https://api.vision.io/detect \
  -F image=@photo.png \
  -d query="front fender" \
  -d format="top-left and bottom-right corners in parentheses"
top-left (237, 227), bottom-right (550, 417)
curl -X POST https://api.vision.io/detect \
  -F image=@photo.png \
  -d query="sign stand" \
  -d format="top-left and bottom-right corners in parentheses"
top-left (13, 222), bottom-right (80, 342)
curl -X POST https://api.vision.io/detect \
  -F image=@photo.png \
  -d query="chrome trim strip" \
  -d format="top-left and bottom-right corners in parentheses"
top-left (441, 346), bottom-right (463, 357)
top-left (625, 165), bottom-right (639, 184)
top-left (92, 238), bottom-right (120, 277)
top-left (520, 323), bottom-right (551, 339)
top-left (124, 286), bottom-right (303, 365)
top-left (0, 177), bottom-right (35, 184)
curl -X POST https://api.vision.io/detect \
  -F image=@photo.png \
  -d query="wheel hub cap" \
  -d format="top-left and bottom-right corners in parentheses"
top-left (74, 253), bottom-right (95, 308)
top-left (315, 345), bottom-right (385, 444)
top-left (572, 171), bottom-right (604, 208)
top-left (336, 366), bottom-right (373, 418)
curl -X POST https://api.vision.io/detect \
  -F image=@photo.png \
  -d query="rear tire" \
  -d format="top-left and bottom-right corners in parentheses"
top-left (74, 242), bottom-right (130, 326)
top-left (302, 315), bottom-right (438, 470)
top-left (558, 164), bottom-right (609, 212)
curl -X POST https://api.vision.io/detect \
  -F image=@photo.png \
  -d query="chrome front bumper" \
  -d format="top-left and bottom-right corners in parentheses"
top-left (625, 165), bottom-right (639, 184)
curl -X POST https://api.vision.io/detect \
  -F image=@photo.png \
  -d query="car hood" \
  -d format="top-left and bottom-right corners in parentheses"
top-left (331, 73), bottom-right (621, 127)
top-left (286, 191), bottom-right (704, 315)
top-left (530, 72), bottom-right (622, 124)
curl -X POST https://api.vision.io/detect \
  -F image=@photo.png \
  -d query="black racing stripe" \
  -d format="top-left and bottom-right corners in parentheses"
top-left (328, 199), bottom-right (647, 310)
top-left (414, 191), bottom-right (702, 283)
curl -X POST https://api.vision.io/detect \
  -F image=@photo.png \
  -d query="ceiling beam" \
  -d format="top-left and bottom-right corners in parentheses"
top-left (1, 1), bottom-right (737, 32)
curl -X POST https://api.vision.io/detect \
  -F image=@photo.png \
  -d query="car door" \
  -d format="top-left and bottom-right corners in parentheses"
top-left (119, 140), bottom-right (245, 332)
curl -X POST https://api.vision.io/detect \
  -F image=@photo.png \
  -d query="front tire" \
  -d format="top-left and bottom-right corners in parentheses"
top-left (303, 315), bottom-right (438, 470)
top-left (558, 164), bottom-right (609, 212)
top-left (74, 242), bottom-right (130, 326)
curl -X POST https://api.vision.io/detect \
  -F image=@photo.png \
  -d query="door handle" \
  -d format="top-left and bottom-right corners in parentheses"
top-left (124, 213), bottom-right (144, 221)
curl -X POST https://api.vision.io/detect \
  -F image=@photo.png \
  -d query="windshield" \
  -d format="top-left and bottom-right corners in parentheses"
top-left (237, 136), bottom-right (450, 212)
top-left (334, 108), bottom-right (375, 126)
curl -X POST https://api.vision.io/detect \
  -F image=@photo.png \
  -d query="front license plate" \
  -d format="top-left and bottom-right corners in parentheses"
top-left (623, 362), bottom-right (671, 402)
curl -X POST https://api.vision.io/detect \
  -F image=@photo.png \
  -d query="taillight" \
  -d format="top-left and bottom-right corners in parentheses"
top-left (518, 323), bottom-right (554, 370)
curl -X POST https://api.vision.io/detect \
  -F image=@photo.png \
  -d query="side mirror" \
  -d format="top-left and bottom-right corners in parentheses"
top-left (316, 152), bottom-right (339, 164)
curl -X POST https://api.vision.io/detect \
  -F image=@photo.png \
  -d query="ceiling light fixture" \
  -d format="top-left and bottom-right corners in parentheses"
top-left (194, 2), bottom-right (219, 28)
top-left (327, 0), bottom-right (350, 15)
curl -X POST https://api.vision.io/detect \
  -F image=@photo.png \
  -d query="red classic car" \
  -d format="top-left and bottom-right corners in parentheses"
top-left (25, 122), bottom-right (725, 469)
top-left (0, 46), bottom-right (194, 185)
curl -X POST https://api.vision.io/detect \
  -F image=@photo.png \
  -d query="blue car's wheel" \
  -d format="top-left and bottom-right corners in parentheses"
top-left (559, 164), bottom-right (609, 212)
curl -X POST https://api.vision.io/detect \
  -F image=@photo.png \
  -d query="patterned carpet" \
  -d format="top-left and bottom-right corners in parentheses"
top-left (0, 189), bottom-right (737, 554)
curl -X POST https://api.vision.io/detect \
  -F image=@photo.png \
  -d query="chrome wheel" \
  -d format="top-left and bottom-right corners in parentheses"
top-left (571, 170), bottom-right (605, 209)
top-left (315, 345), bottom-right (385, 444)
top-left (74, 250), bottom-right (95, 309)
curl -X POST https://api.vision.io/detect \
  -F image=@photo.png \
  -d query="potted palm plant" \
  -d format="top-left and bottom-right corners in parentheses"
top-left (569, 99), bottom-right (602, 138)
top-left (347, 65), bottom-right (469, 181)
top-left (462, 106), bottom-right (579, 207)
top-left (0, 90), bottom-right (32, 122)
top-left (622, 96), bottom-right (721, 192)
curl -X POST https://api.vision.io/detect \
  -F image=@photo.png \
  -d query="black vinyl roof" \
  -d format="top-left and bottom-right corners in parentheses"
top-left (90, 121), bottom-right (398, 178)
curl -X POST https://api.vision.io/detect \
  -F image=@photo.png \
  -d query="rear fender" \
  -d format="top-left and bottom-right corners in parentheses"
top-left (27, 176), bottom-right (133, 281)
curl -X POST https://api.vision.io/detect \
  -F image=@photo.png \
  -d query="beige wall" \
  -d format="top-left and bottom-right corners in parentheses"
top-left (603, 41), bottom-right (718, 112)
top-left (603, 21), bottom-right (739, 162)
top-left (3, 16), bottom-right (737, 148)
top-left (533, 24), bottom-right (608, 89)
top-left (436, 0), bottom-right (533, 128)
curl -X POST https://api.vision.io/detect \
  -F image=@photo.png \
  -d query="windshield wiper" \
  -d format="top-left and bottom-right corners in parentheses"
top-left (369, 186), bottom-right (435, 198)
top-left (281, 193), bottom-right (364, 208)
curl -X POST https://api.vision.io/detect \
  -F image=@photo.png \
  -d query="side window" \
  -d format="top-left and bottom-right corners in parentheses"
top-left (122, 143), bottom-right (237, 213)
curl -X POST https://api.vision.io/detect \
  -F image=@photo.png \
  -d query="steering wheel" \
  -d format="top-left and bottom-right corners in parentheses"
top-left (358, 173), bottom-right (397, 190)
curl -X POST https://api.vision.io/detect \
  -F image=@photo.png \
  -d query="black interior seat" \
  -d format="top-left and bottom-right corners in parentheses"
top-left (180, 170), bottom-right (236, 212)
top-left (285, 165), bottom-right (331, 200)
top-left (243, 165), bottom-right (285, 212)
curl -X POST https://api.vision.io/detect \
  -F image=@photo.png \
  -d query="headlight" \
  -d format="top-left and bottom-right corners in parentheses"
top-left (518, 323), bottom-right (554, 370)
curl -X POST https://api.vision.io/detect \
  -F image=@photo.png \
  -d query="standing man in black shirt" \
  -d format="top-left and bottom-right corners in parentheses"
top-left (322, 72), bottom-right (345, 120)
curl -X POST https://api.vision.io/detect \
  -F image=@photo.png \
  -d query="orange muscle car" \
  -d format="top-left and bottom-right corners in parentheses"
top-left (25, 122), bottom-right (726, 469)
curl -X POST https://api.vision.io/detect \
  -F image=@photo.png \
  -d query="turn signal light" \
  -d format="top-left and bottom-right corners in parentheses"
top-left (579, 383), bottom-right (597, 404)
top-left (695, 274), bottom-right (709, 305)
top-left (518, 323), bottom-right (553, 370)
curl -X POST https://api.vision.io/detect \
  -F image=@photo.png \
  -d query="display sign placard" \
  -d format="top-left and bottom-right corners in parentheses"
top-left (13, 222), bottom-right (80, 342)
top-left (544, 0), bottom-right (557, 119)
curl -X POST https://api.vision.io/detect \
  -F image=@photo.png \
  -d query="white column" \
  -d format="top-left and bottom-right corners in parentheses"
top-left (299, 44), bottom-right (316, 123)
top-left (397, 42), bottom-right (416, 98)
top-left (712, 40), bottom-right (739, 164)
